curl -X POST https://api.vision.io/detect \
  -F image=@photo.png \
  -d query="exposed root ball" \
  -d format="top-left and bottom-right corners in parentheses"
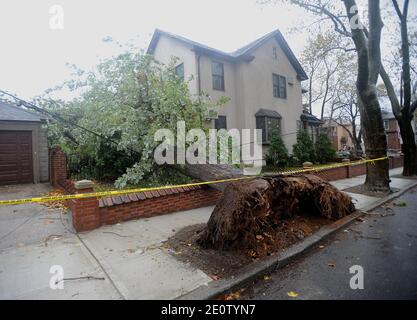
top-left (197, 174), bottom-right (355, 252)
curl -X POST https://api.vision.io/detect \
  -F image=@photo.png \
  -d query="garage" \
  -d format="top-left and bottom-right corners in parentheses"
top-left (0, 101), bottom-right (49, 185)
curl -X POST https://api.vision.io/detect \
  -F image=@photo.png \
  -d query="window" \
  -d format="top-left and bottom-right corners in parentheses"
top-left (212, 61), bottom-right (225, 91)
top-left (175, 63), bottom-right (184, 80)
top-left (384, 120), bottom-right (389, 131)
top-left (215, 116), bottom-right (227, 130)
top-left (273, 46), bottom-right (278, 60)
top-left (256, 116), bottom-right (281, 144)
top-left (273, 73), bottom-right (287, 99)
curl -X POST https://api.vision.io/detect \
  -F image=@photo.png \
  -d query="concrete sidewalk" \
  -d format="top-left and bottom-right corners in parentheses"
top-left (0, 167), bottom-right (415, 299)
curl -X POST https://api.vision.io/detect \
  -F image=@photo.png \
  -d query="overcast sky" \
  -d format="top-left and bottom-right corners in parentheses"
top-left (0, 0), bottom-right (415, 115)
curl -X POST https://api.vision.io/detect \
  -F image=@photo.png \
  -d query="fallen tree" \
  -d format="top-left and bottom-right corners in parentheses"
top-left (197, 174), bottom-right (355, 254)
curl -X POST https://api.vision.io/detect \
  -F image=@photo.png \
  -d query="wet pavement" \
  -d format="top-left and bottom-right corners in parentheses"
top-left (242, 187), bottom-right (417, 300)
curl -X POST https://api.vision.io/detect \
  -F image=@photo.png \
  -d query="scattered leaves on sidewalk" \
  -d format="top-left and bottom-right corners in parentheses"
top-left (328, 262), bottom-right (336, 268)
top-left (209, 274), bottom-right (221, 281)
top-left (394, 202), bottom-right (407, 207)
top-left (40, 189), bottom-right (68, 210)
top-left (43, 234), bottom-right (62, 247)
top-left (287, 291), bottom-right (299, 298)
top-left (219, 288), bottom-right (246, 300)
top-left (263, 275), bottom-right (271, 281)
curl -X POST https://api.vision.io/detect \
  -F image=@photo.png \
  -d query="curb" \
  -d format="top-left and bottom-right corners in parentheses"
top-left (177, 180), bottom-right (417, 300)
top-left (361, 180), bottom-right (417, 214)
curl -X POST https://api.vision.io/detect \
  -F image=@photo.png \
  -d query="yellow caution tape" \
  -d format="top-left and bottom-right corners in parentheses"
top-left (0, 156), bottom-right (388, 206)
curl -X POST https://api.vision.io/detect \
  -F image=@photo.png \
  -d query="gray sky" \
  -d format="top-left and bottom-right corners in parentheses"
top-left (0, 0), bottom-right (415, 115)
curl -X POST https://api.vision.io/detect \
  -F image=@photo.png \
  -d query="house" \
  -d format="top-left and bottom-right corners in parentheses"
top-left (322, 118), bottom-right (356, 151)
top-left (147, 29), bottom-right (313, 155)
top-left (382, 111), bottom-right (402, 152)
top-left (0, 101), bottom-right (49, 185)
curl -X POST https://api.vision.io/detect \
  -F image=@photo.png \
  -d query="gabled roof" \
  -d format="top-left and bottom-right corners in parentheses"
top-left (0, 100), bottom-right (47, 122)
top-left (147, 29), bottom-right (308, 81)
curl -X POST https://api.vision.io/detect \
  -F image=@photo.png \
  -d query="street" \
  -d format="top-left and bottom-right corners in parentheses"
top-left (242, 186), bottom-right (417, 300)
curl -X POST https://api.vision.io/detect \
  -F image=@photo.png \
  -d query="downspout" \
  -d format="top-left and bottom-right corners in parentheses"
top-left (196, 52), bottom-right (202, 96)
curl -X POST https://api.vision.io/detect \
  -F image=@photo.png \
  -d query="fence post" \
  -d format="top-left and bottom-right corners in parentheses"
top-left (71, 180), bottom-right (100, 232)
top-left (49, 146), bottom-right (67, 187)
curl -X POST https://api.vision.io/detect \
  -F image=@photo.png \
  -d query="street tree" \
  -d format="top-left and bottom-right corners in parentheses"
top-left (276, 0), bottom-right (390, 191)
top-left (379, 0), bottom-right (417, 176)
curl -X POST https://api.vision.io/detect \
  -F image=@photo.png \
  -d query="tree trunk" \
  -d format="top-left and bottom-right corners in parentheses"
top-left (398, 116), bottom-right (417, 176)
top-left (358, 91), bottom-right (390, 191)
top-left (185, 163), bottom-right (243, 191)
top-left (343, 0), bottom-right (390, 192)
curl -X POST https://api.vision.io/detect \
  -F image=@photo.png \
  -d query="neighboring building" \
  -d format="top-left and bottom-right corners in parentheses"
top-left (322, 118), bottom-right (356, 151)
top-left (300, 109), bottom-right (322, 142)
top-left (381, 111), bottom-right (402, 152)
top-left (0, 101), bottom-right (49, 185)
top-left (147, 29), bottom-right (309, 154)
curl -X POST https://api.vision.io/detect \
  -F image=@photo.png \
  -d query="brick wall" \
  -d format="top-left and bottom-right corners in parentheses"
top-left (74, 185), bottom-right (221, 232)
top-left (97, 186), bottom-right (221, 229)
top-left (315, 156), bottom-right (403, 182)
top-left (49, 146), bottom-right (68, 188)
top-left (49, 145), bottom-right (403, 232)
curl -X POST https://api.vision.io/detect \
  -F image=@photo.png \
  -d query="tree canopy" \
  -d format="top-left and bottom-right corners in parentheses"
top-left (43, 48), bottom-right (226, 188)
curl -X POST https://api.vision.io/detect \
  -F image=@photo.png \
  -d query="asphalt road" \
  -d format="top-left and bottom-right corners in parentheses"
top-left (241, 186), bottom-right (417, 300)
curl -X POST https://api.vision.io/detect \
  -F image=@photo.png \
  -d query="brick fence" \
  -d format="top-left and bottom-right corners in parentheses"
top-left (49, 146), bottom-right (403, 232)
top-left (49, 146), bottom-right (221, 232)
top-left (315, 156), bottom-right (403, 181)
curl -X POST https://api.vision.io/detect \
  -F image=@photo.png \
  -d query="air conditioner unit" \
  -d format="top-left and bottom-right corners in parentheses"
top-left (205, 108), bottom-right (219, 119)
top-left (287, 76), bottom-right (294, 85)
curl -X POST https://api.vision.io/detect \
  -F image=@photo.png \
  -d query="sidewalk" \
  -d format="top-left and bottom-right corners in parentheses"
top-left (0, 167), bottom-right (415, 299)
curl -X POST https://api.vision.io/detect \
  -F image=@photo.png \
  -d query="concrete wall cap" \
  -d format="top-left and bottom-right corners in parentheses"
top-left (74, 180), bottom-right (94, 189)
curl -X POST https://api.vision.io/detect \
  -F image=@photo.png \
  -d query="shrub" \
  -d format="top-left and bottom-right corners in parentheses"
top-left (265, 129), bottom-right (289, 167)
top-left (315, 133), bottom-right (336, 164)
top-left (293, 130), bottom-right (316, 164)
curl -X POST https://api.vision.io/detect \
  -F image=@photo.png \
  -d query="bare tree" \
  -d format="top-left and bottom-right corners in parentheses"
top-left (379, 0), bottom-right (417, 176)
top-left (300, 32), bottom-right (347, 118)
top-left (333, 81), bottom-right (363, 156)
top-left (281, 0), bottom-right (390, 191)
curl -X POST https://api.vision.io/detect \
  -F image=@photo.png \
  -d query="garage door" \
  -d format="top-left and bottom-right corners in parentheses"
top-left (0, 131), bottom-right (33, 185)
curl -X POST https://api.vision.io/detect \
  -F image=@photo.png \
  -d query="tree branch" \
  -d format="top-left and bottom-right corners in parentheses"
top-left (380, 63), bottom-right (402, 117)
top-left (391, 0), bottom-right (403, 20)
top-left (368, 0), bottom-right (384, 85)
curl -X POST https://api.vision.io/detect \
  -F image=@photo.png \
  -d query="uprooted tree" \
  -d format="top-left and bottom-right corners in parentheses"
top-left (197, 174), bottom-right (355, 253)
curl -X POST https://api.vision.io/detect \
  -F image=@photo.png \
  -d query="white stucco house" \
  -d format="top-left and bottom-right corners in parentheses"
top-left (147, 29), bottom-right (320, 154)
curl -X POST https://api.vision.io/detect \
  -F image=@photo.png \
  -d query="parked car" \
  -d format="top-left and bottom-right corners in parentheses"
top-left (336, 150), bottom-right (351, 159)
